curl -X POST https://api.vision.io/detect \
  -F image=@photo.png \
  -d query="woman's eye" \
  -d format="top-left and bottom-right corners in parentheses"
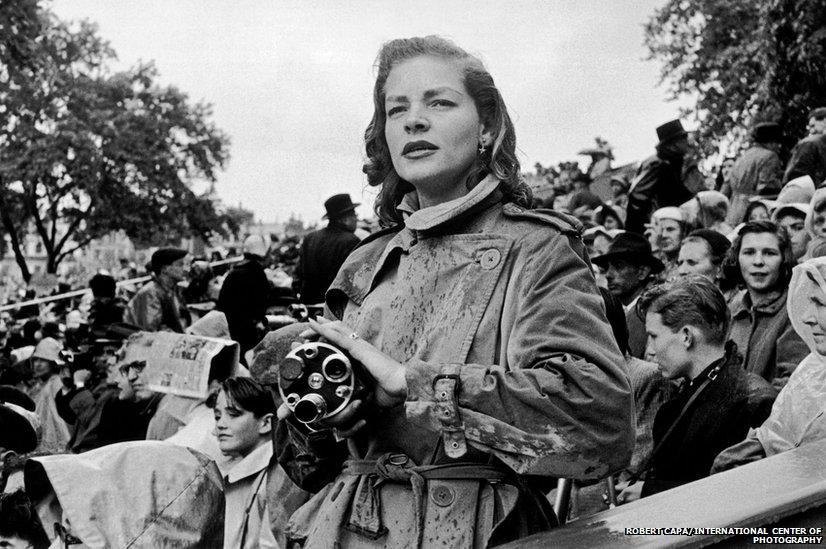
top-left (430, 99), bottom-right (453, 108)
top-left (387, 106), bottom-right (405, 117)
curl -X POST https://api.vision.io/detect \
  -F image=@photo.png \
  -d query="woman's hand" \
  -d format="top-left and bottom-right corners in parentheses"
top-left (615, 480), bottom-right (643, 505)
top-left (308, 316), bottom-right (407, 408)
top-left (276, 316), bottom-right (408, 438)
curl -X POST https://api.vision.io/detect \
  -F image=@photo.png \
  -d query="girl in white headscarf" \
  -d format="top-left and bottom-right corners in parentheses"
top-left (712, 256), bottom-right (826, 472)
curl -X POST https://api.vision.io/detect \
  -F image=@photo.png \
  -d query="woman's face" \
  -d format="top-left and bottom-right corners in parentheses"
top-left (812, 208), bottom-right (826, 238)
top-left (802, 291), bottom-right (826, 355)
top-left (603, 215), bottom-right (620, 231)
top-left (384, 55), bottom-right (487, 202)
top-left (212, 390), bottom-right (268, 457)
top-left (738, 232), bottom-right (783, 294)
top-left (677, 240), bottom-right (717, 280)
top-left (747, 204), bottom-right (770, 222)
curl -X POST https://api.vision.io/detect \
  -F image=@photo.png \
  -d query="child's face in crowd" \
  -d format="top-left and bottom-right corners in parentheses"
top-left (738, 232), bottom-right (783, 295)
top-left (212, 389), bottom-right (270, 457)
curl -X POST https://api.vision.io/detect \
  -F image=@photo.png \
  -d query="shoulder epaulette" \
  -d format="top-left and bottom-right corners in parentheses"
top-left (502, 203), bottom-right (582, 236)
top-left (354, 224), bottom-right (403, 250)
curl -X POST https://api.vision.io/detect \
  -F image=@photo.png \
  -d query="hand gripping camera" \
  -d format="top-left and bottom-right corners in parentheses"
top-left (278, 342), bottom-right (367, 427)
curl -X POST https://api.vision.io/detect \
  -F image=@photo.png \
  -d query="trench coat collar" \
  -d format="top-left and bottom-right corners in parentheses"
top-left (225, 440), bottom-right (273, 484)
top-left (731, 288), bottom-right (787, 319)
top-left (397, 174), bottom-right (501, 233)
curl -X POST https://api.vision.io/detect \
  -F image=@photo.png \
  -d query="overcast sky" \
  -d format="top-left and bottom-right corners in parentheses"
top-left (51, 0), bottom-right (676, 224)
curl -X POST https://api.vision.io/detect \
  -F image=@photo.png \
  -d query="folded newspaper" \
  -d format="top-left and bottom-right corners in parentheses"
top-left (119, 332), bottom-right (239, 398)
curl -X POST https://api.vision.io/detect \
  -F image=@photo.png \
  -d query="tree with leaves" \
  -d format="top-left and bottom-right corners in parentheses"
top-left (644, 0), bottom-right (826, 158)
top-left (0, 5), bottom-right (230, 282)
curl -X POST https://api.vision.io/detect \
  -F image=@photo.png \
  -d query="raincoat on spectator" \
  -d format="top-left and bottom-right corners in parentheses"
top-left (713, 257), bottom-right (826, 472)
top-left (727, 286), bottom-right (809, 391)
top-left (124, 276), bottom-right (187, 333)
top-left (270, 177), bottom-right (635, 548)
top-left (24, 441), bottom-right (224, 548)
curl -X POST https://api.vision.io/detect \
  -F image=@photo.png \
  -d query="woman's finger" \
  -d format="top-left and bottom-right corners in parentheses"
top-left (320, 399), bottom-right (364, 428)
top-left (335, 419), bottom-right (367, 439)
top-left (276, 403), bottom-right (292, 421)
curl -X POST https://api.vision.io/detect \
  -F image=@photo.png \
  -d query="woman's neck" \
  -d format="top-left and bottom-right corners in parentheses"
top-left (747, 286), bottom-right (780, 305)
top-left (415, 184), bottom-right (470, 210)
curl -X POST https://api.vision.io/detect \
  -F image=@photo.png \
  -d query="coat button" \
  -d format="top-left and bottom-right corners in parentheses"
top-left (431, 484), bottom-right (455, 507)
top-left (480, 249), bottom-right (501, 270)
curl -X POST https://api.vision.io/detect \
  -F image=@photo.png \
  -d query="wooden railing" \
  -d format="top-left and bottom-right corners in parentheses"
top-left (501, 438), bottom-right (826, 548)
top-left (0, 256), bottom-right (243, 313)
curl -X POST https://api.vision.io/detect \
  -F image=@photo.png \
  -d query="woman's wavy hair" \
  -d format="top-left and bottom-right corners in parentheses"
top-left (722, 220), bottom-right (795, 290)
top-left (363, 36), bottom-right (531, 226)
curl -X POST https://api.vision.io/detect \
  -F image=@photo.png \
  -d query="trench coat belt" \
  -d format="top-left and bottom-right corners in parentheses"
top-left (341, 453), bottom-right (512, 544)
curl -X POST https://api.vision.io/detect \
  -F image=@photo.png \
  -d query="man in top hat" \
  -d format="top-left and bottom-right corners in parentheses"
top-left (784, 107), bottom-right (826, 186)
top-left (726, 122), bottom-right (784, 225)
top-left (626, 119), bottom-right (695, 235)
top-left (124, 247), bottom-right (189, 332)
top-left (295, 194), bottom-right (361, 304)
top-left (592, 232), bottom-right (665, 359)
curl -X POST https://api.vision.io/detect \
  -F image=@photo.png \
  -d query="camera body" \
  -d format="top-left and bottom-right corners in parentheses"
top-left (278, 341), bottom-right (367, 427)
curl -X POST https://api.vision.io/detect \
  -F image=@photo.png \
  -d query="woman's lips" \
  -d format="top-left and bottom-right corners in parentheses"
top-left (401, 141), bottom-right (438, 155)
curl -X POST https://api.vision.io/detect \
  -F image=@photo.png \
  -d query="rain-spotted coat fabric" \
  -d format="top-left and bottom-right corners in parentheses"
top-left (278, 176), bottom-right (635, 548)
top-left (712, 257), bottom-right (826, 473)
top-left (24, 441), bottom-right (224, 548)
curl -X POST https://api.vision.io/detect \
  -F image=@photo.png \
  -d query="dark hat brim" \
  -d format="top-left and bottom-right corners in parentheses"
top-left (0, 405), bottom-right (38, 453)
top-left (591, 251), bottom-right (665, 274)
top-left (322, 203), bottom-right (360, 219)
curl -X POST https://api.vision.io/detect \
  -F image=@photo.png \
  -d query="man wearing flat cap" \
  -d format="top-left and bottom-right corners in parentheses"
top-left (295, 194), bottom-right (361, 304)
top-left (592, 233), bottom-right (665, 359)
top-left (726, 122), bottom-right (784, 225)
top-left (124, 247), bottom-right (189, 332)
top-left (785, 107), bottom-right (826, 186)
top-left (626, 119), bottom-right (696, 234)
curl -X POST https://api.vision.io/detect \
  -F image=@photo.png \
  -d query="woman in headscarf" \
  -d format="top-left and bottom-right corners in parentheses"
top-left (712, 256), bottom-right (826, 472)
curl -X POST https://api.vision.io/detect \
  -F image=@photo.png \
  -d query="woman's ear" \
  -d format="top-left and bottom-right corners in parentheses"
top-left (479, 125), bottom-right (493, 148)
top-left (681, 326), bottom-right (695, 349)
top-left (258, 413), bottom-right (274, 436)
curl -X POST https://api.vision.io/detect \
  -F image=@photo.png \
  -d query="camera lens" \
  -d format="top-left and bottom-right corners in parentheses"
top-left (279, 358), bottom-right (304, 389)
top-left (294, 394), bottom-right (327, 424)
top-left (322, 356), bottom-right (350, 382)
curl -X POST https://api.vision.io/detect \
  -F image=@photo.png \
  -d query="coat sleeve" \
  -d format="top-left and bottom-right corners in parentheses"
top-left (625, 161), bottom-right (661, 234)
top-left (783, 141), bottom-right (816, 183)
top-left (710, 429), bottom-right (766, 474)
top-left (773, 320), bottom-right (808, 391)
top-left (404, 231), bottom-right (635, 480)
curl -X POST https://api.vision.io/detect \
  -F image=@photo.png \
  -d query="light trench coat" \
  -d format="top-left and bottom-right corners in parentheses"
top-left (274, 177), bottom-right (634, 548)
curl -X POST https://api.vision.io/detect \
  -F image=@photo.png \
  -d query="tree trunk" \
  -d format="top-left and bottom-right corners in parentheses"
top-left (0, 208), bottom-right (31, 284)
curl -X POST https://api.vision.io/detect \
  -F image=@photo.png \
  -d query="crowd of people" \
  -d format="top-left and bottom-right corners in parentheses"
top-left (1, 34), bottom-right (825, 548)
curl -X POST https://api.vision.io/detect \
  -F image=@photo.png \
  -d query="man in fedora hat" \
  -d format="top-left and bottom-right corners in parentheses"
top-left (295, 193), bottom-right (361, 304)
top-left (592, 232), bottom-right (665, 358)
top-left (626, 119), bottom-right (695, 235)
top-left (726, 122), bottom-right (784, 225)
